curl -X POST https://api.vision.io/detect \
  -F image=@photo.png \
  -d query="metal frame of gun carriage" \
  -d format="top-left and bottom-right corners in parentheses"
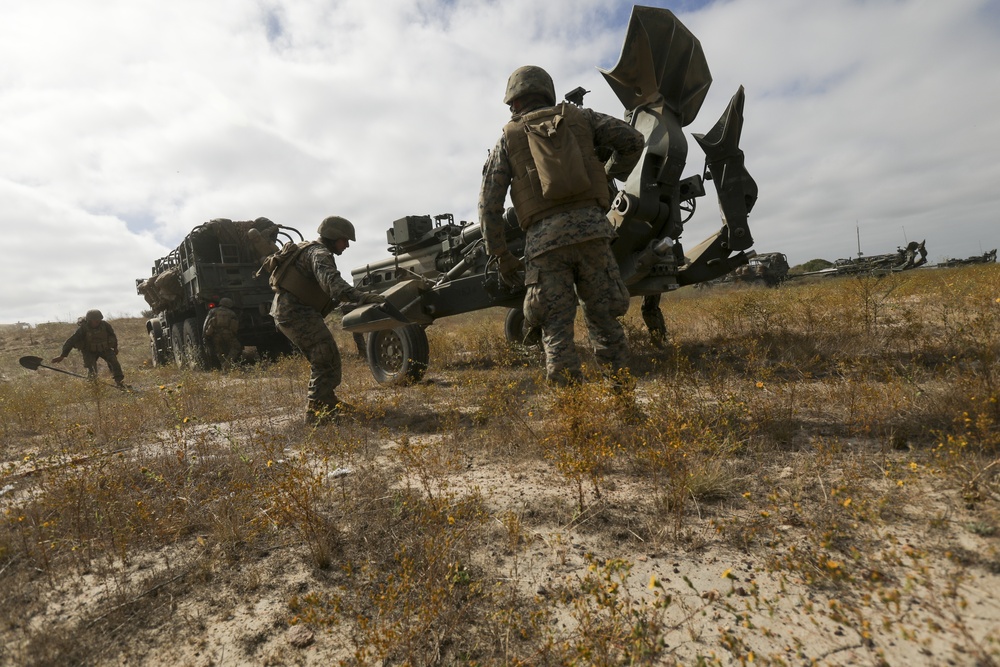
top-left (344, 6), bottom-right (760, 384)
top-left (136, 219), bottom-right (303, 369)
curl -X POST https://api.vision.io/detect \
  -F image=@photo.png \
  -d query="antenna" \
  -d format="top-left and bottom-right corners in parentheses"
top-left (856, 222), bottom-right (863, 257)
top-left (902, 225), bottom-right (908, 244)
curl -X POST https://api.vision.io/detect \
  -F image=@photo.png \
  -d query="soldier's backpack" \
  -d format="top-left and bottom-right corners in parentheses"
top-left (523, 103), bottom-right (591, 199)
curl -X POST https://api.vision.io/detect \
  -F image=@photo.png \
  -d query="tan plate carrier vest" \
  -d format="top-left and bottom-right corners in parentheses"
top-left (83, 322), bottom-right (114, 352)
top-left (502, 103), bottom-right (610, 230)
top-left (264, 241), bottom-right (335, 314)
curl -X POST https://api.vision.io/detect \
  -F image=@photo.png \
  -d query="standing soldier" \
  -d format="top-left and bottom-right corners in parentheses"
top-left (51, 309), bottom-right (126, 388)
top-left (264, 216), bottom-right (386, 425)
top-left (203, 297), bottom-right (242, 368)
top-left (479, 65), bottom-right (644, 385)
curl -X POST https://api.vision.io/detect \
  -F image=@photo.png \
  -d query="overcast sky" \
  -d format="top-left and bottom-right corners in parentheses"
top-left (2, 0), bottom-right (998, 324)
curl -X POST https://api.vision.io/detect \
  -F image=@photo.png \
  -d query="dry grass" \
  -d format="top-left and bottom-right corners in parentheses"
top-left (1, 264), bottom-right (999, 665)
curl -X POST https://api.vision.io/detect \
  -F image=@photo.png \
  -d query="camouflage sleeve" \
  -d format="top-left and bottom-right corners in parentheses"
top-left (305, 245), bottom-right (364, 304)
top-left (585, 108), bottom-right (645, 180)
top-left (478, 135), bottom-right (512, 257)
top-left (61, 327), bottom-right (85, 357)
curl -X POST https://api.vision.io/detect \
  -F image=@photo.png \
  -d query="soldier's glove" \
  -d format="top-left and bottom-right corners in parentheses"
top-left (358, 292), bottom-right (387, 305)
top-left (497, 251), bottom-right (524, 288)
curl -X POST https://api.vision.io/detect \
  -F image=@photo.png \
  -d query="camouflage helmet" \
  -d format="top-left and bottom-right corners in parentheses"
top-left (85, 309), bottom-right (104, 321)
top-left (219, 297), bottom-right (234, 308)
top-left (318, 215), bottom-right (356, 242)
top-left (503, 65), bottom-right (556, 106)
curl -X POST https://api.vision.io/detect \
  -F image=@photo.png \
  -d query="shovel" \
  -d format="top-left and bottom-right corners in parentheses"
top-left (19, 356), bottom-right (129, 391)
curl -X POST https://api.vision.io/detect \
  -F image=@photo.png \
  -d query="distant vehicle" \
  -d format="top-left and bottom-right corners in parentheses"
top-left (797, 241), bottom-right (929, 278)
top-left (938, 249), bottom-right (997, 267)
top-left (136, 218), bottom-right (302, 368)
top-left (727, 251), bottom-right (789, 286)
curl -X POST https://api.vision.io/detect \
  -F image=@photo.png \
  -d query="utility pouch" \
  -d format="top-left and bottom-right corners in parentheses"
top-left (524, 105), bottom-right (591, 199)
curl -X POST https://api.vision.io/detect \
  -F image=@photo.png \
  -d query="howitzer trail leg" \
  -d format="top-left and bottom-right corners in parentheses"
top-left (641, 294), bottom-right (668, 347)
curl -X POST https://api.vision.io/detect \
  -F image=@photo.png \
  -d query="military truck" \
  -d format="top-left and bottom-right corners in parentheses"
top-left (705, 251), bottom-right (788, 287)
top-left (136, 218), bottom-right (302, 368)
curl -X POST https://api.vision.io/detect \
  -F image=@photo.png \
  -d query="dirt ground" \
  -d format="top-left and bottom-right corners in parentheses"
top-left (2, 308), bottom-right (999, 666)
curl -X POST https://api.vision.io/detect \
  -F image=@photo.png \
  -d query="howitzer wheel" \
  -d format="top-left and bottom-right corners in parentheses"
top-left (503, 308), bottom-right (542, 349)
top-left (366, 324), bottom-right (428, 384)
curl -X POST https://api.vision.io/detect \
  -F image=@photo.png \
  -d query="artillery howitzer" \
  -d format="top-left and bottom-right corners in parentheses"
top-left (343, 6), bottom-right (759, 383)
top-left (829, 241), bottom-right (928, 277)
top-left (137, 218), bottom-right (302, 369)
top-left (794, 241), bottom-right (928, 279)
top-left (939, 248), bottom-right (997, 267)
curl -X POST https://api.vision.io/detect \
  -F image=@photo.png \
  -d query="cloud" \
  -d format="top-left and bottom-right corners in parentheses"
top-left (1, 0), bottom-right (998, 323)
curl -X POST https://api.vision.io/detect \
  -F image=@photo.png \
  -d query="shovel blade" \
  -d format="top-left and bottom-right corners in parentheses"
top-left (19, 355), bottom-right (90, 379)
top-left (18, 355), bottom-right (44, 371)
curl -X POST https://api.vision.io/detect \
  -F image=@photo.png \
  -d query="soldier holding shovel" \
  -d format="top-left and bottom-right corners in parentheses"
top-left (50, 309), bottom-right (126, 388)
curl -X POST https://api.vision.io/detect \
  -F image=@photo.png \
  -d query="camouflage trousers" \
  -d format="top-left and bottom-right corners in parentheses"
top-left (206, 332), bottom-right (242, 366)
top-left (273, 303), bottom-right (342, 407)
top-left (523, 238), bottom-right (630, 383)
top-left (81, 349), bottom-right (124, 384)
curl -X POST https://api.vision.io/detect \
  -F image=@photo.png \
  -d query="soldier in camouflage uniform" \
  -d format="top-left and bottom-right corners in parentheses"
top-left (202, 297), bottom-right (242, 368)
top-left (51, 309), bottom-right (126, 387)
top-left (479, 65), bottom-right (644, 385)
top-left (267, 216), bottom-right (386, 424)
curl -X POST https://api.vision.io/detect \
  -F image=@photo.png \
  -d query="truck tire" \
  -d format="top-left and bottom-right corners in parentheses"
top-left (149, 320), bottom-right (170, 366)
top-left (366, 324), bottom-right (428, 384)
top-left (170, 323), bottom-right (185, 366)
top-left (504, 307), bottom-right (541, 348)
top-left (182, 317), bottom-right (208, 370)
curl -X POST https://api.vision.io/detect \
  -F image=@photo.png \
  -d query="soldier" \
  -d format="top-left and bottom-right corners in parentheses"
top-left (479, 65), bottom-right (644, 385)
top-left (203, 297), bottom-right (242, 368)
top-left (641, 294), bottom-right (668, 348)
top-left (266, 216), bottom-right (385, 425)
top-left (51, 309), bottom-right (126, 387)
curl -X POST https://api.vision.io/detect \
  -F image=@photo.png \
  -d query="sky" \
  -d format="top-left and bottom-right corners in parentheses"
top-left (2, 0), bottom-right (998, 324)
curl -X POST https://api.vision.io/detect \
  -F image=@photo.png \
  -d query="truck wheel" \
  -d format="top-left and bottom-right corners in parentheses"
top-left (182, 317), bottom-right (208, 370)
top-left (149, 320), bottom-right (170, 366)
top-left (504, 307), bottom-right (542, 348)
top-left (170, 323), bottom-right (185, 366)
top-left (366, 324), bottom-right (428, 384)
